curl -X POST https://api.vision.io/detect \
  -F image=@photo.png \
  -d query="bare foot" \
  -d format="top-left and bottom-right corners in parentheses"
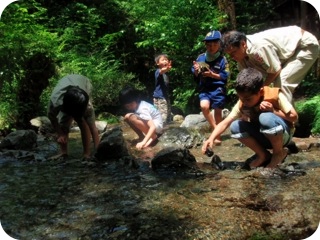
top-left (48, 153), bottom-right (68, 161)
top-left (266, 148), bottom-right (288, 168)
top-left (213, 139), bottom-right (222, 146)
top-left (249, 151), bottom-right (271, 168)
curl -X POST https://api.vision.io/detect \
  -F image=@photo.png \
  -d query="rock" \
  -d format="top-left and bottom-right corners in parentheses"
top-left (0, 130), bottom-right (37, 150)
top-left (95, 126), bottom-right (130, 161)
top-left (180, 114), bottom-right (208, 129)
top-left (151, 146), bottom-right (198, 171)
top-left (95, 120), bottom-right (108, 133)
top-left (180, 109), bottom-right (230, 129)
top-left (172, 114), bottom-right (184, 123)
top-left (158, 126), bottom-right (205, 149)
top-left (30, 116), bottom-right (54, 134)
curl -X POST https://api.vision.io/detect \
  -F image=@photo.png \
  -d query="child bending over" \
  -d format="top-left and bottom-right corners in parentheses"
top-left (119, 87), bottom-right (163, 150)
top-left (202, 68), bottom-right (298, 168)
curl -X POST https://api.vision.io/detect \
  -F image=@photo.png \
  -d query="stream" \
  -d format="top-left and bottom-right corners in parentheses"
top-left (0, 123), bottom-right (320, 240)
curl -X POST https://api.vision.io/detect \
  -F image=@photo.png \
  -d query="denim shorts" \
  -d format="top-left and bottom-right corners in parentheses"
top-left (199, 87), bottom-right (226, 109)
top-left (230, 112), bottom-right (293, 149)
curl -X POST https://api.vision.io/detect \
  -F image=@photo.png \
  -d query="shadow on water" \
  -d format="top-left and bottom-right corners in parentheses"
top-left (0, 158), bottom-right (219, 239)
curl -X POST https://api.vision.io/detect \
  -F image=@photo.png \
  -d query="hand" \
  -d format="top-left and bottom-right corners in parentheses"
top-left (202, 70), bottom-right (214, 78)
top-left (260, 101), bottom-right (274, 112)
top-left (193, 61), bottom-right (200, 73)
top-left (162, 61), bottom-right (172, 72)
top-left (136, 141), bottom-right (145, 150)
top-left (202, 139), bottom-right (213, 154)
top-left (57, 134), bottom-right (67, 144)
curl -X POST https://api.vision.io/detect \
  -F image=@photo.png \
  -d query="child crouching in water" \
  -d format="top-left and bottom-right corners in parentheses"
top-left (119, 86), bottom-right (163, 150)
top-left (202, 68), bottom-right (298, 168)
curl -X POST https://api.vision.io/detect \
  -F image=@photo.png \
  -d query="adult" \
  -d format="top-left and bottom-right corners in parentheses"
top-left (223, 25), bottom-right (319, 102)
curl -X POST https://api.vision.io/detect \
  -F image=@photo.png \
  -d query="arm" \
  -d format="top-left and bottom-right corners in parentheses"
top-left (193, 61), bottom-right (221, 79)
top-left (48, 103), bottom-right (67, 143)
top-left (260, 93), bottom-right (298, 123)
top-left (264, 69), bottom-right (281, 86)
top-left (159, 60), bottom-right (172, 74)
top-left (273, 106), bottom-right (298, 123)
top-left (202, 70), bottom-right (221, 79)
top-left (77, 118), bottom-right (92, 158)
top-left (252, 46), bottom-right (281, 86)
top-left (201, 115), bottom-right (234, 153)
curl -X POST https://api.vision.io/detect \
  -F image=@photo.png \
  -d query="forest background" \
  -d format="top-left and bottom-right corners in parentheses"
top-left (0, 0), bottom-right (319, 135)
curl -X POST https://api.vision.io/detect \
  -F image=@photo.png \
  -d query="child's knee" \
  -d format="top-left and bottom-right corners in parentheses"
top-left (124, 113), bottom-right (135, 121)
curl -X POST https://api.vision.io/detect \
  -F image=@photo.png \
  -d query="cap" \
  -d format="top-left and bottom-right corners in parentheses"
top-left (203, 30), bottom-right (222, 41)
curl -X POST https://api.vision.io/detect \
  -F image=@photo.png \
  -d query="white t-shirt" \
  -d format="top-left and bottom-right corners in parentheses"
top-left (136, 100), bottom-right (163, 133)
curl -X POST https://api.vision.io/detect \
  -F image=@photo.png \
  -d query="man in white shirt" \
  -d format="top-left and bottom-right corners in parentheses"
top-left (223, 25), bottom-right (319, 102)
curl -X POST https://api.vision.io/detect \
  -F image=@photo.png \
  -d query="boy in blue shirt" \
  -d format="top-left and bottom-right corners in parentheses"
top-left (192, 30), bottom-right (229, 144)
top-left (153, 53), bottom-right (172, 124)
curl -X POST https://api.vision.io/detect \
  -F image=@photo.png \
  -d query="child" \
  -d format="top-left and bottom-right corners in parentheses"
top-left (48, 74), bottom-right (100, 160)
top-left (119, 86), bottom-right (163, 150)
top-left (202, 68), bottom-right (298, 169)
top-left (192, 30), bottom-right (229, 144)
top-left (153, 53), bottom-right (172, 124)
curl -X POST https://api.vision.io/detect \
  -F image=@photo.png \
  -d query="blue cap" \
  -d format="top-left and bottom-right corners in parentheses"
top-left (203, 30), bottom-right (222, 41)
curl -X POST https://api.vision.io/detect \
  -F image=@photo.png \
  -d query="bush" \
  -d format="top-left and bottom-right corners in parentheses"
top-left (295, 95), bottom-right (320, 137)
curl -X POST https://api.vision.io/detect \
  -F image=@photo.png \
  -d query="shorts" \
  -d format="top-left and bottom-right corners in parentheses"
top-left (57, 101), bottom-right (95, 133)
top-left (199, 87), bottom-right (226, 109)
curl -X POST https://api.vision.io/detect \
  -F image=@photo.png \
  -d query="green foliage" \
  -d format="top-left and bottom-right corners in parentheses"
top-left (294, 71), bottom-right (320, 98)
top-left (295, 95), bottom-right (320, 135)
top-left (234, 0), bottom-right (278, 33)
top-left (122, 0), bottom-right (227, 99)
top-left (172, 86), bottom-right (196, 115)
top-left (0, 0), bottom-right (59, 127)
top-left (91, 70), bottom-right (143, 109)
top-left (0, 0), bottom-right (319, 132)
top-left (0, 101), bottom-right (18, 130)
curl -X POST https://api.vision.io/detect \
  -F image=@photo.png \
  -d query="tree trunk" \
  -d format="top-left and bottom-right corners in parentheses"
top-left (218, 0), bottom-right (237, 29)
top-left (16, 52), bottom-right (56, 129)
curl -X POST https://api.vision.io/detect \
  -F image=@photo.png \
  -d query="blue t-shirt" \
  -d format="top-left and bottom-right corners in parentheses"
top-left (191, 52), bottom-right (229, 90)
top-left (153, 69), bottom-right (169, 99)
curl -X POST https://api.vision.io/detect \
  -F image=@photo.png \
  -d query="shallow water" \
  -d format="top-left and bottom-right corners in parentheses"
top-left (1, 125), bottom-right (320, 240)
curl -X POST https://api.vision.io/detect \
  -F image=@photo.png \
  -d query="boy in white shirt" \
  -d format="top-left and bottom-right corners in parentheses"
top-left (119, 87), bottom-right (163, 149)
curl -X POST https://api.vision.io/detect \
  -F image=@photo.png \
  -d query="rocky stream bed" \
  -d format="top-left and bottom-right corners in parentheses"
top-left (0, 121), bottom-right (320, 240)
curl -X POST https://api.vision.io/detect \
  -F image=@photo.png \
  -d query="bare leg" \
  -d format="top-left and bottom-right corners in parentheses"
top-left (213, 108), bottom-right (223, 143)
top-left (124, 113), bottom-right (145, 139)
top-left (265, 134), bottom-right (288, 168)
top-left (200, 100), bottom-right (222, 144)
top-left (200, 100), bottom-right (215, 128)
top-left (78, 120), bottom-right (92, 158)
top-left (238, 136), bottom-right (271, 168)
